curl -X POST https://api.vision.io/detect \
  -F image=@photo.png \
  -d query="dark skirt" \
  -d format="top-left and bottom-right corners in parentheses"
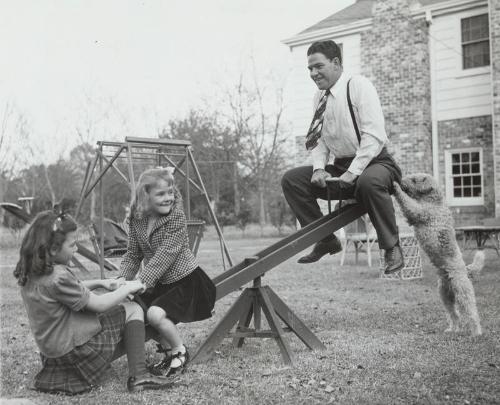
top-left (140, 266), bottom-right (216, 324)
top-left (34, 305), bottom-right (126, 395)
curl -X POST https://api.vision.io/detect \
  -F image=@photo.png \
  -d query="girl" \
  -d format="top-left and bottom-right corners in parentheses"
top-left (14, 211), bottom-right (172, 394)
top-left (119, 167), bottom-right (216, 376)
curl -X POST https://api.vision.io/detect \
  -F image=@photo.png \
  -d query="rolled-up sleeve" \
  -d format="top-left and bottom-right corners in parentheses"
top-left (48, 269), bottom-right (90, 311)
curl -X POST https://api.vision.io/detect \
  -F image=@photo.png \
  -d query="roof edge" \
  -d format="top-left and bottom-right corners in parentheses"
top-left (282, 18), bottom-right (372, 48)
top-left (415, 0), bottom-right (487, 17)
top-left (282, 0), bottom-right (488, 49)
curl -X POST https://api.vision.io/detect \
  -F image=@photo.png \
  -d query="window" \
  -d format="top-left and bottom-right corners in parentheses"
top-left (461, 14), bottom-right (490, 69)
top-left (444, 149), bottom-right (484, 206)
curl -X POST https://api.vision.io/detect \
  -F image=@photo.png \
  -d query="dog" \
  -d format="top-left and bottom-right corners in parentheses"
top-left (393, 173), bottom-right (482, 336)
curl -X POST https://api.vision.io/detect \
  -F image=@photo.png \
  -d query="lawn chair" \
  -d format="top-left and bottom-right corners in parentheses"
top-left (339, 214), bottom-right (377, 267)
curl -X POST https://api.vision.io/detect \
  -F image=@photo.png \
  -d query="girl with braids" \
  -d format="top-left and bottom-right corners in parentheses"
top-left (14, 211), bottom-right (172, 394)
top-left (118, 167), bottom-right (215, 377)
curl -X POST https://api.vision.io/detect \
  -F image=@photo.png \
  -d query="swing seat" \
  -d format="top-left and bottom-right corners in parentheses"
top-left (186, 219), bottom-right (205, 256)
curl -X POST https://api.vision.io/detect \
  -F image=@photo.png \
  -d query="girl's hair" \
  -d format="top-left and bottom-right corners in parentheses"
top-left (14, 211), bottom-right (78, 286)
top-left (130, 167), bottom-right (177, 219)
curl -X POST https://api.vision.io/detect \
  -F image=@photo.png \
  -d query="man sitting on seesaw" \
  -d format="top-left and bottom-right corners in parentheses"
top-left (281, 40), bottom-right (404, 274)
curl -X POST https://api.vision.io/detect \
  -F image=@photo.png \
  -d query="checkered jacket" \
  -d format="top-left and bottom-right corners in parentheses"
top-left (119, 197), bottom-right (198, 289)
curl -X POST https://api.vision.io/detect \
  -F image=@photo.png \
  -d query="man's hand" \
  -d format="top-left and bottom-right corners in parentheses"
top-left (311, 169), bottom-right (330, 188)
top-left (338, 171), bottom-right (358, 189)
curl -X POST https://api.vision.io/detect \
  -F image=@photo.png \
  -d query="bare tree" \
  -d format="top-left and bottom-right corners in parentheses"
top-left (221, 62), bottom-right (290, 232)
top-left (0, 102), bottom-right (33, 222)
top-left (73, 91), bottom-right (131, 221)
top-left (0, 102), bottom-right (32, 176)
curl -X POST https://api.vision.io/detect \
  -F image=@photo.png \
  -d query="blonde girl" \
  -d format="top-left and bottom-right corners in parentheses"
top-left (119, 167), bottom-right (215, 376)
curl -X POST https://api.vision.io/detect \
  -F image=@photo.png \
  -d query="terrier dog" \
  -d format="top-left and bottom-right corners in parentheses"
top-left (393, 173), bottom-right (482, 336)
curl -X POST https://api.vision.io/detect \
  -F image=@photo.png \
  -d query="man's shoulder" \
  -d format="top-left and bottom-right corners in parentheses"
top-left (347, 74), bottom-right (372, 86)
top-left (346, 74), bottom-right (378, 97)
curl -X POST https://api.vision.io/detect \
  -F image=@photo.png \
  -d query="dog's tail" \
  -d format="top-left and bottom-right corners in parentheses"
top-left (466, 250), bottom-right (485, 278)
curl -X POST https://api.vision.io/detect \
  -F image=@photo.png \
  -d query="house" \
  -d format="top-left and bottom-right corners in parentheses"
top-left (282, 0), bottom-right (500, 224)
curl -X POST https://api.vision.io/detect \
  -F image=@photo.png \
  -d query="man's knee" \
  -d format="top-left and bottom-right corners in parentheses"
top-left (122, 301), bottom-right (144, 322)
top-left (281, 166), bottom-right (312, 193)
top-left (146, 306), bottom-right (166, 327)
top-left (281, 168), bottom-right (294, 192)
top-left (356, 168), bottom-right (391, 196)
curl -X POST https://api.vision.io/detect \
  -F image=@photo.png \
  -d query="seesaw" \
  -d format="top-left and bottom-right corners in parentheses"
top-left (191, 202), bottom-right (366, 365)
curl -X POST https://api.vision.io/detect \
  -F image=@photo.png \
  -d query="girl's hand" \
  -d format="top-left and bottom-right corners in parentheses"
top-left (103, 277), bottom-right (126, 291)
top-left (125, 279), bottom-right (146, 295)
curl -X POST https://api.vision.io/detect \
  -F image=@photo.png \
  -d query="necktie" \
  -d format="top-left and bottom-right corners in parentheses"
top-left (305, 89), bottom-right (330, 151)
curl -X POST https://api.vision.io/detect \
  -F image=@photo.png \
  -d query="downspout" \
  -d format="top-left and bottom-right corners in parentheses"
top-left (427, 9), bottom-right (439, 181)
top-left (488, 0), bottom-right (498, 217)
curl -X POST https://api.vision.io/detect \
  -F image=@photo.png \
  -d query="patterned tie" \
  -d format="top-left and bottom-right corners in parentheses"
top-left (305, 89), bottom-right (330, 151)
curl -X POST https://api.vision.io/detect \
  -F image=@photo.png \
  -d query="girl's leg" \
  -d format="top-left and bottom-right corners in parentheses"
top-left (147, 306), bottom-right (183, 349)
top-left (121, 301), bottom-right (147, 377)
top-left (147, 306), bottom-right (187, 373)
top-left (120, 302), bottom-right (173, 391)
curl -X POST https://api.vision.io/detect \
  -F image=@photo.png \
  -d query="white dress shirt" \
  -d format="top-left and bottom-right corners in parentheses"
top-left (310, 72), bottom-right (388, 176)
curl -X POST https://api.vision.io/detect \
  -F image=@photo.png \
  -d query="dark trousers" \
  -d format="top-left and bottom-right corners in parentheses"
top-left (281, 148), bottom-right (402, 249)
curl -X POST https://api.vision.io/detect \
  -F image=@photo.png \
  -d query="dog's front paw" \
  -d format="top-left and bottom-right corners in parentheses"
top-left (393, 181), bottom-right (402, 195)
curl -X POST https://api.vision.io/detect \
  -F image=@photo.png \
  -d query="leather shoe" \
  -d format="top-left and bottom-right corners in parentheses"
top-left (127, 372), bottom-right (175, 392)
top-left (166, 349), bottom-right (190, 377)
top-left (298, 237), bottom-right (342, 264)
top-left (384, 244), bottom-right (405, 274)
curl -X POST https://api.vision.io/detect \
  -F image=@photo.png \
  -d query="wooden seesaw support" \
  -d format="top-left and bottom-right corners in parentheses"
top-left (191, 202), bottom-right (366, 365)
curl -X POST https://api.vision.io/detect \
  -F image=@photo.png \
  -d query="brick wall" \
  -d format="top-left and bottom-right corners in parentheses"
top-left (491, 0), bottom-right (500, 217)
top-left (360, 0), bottom-right (432, 175)
top-left (438, 116), bottom-right (494, 224)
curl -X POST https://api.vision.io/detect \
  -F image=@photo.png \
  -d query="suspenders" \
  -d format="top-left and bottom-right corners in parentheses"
top-left (347, 78), bottom-right (361, 145)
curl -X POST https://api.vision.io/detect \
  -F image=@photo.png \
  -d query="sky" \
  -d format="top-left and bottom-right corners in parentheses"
top-left (0, 0), bottom-right (354, 168)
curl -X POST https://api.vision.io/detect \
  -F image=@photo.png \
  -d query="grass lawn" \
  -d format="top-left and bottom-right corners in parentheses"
top-left (1, 231), bottom-right (499, 404)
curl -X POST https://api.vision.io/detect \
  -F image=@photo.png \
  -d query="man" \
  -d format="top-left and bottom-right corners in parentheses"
top-left (281, 40), bottom-right (404, 274)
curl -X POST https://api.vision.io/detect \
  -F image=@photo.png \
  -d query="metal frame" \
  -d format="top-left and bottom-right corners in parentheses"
top-left (75, 136), bottom-right (233, 277)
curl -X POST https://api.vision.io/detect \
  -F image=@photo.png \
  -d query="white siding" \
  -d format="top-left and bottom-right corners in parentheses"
top-left (430, 6), bottom-right (491, 121)
top-left (283, 34), bottom-right (362, 145)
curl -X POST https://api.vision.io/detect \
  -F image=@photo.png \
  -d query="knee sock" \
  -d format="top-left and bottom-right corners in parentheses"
top-left (123, 320), bottom-right (147, 377)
